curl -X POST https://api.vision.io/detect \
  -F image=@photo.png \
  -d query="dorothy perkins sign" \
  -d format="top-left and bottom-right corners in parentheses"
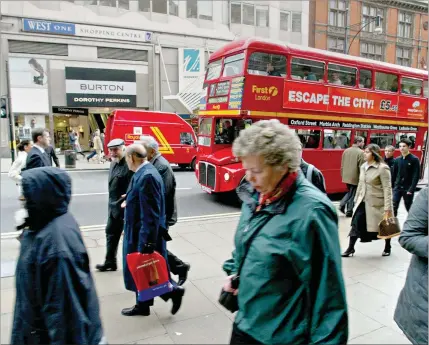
top-left (65, 67), bottom-right (137, 107)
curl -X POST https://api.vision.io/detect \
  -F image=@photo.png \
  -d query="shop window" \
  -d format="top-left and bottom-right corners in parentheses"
top-left (370, 132), bottom-right (394, 148)
top-left (396, 133), bottom-right (416, 149)
top-left (323, 129), bottom-right (351, 149)
top-left (355, 131), bottom-right (368, 146)
top-left (328, 63), bottom-right (356, 86)
top-left (296, 129), bottom-right (321, 148)
top-left (180, 132), bottom-right (195, 145)
top-left (291, 58), bottom-right (324, 82)
top-left (401, 78), bottom-right (422, 96)
top-left (222, 53), bottom-right (244, 77)
top-left (247, 52), bottom-right (286, 77)
top-left (206, 60), bottom-right (222, 80)
top-left (375, 72), bottom-right (398, 92)
top-left (359, 69), bottom-right (372, 89)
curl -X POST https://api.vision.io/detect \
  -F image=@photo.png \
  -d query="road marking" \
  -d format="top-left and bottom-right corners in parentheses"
top-left (71, 188), bottom-right (192, 197)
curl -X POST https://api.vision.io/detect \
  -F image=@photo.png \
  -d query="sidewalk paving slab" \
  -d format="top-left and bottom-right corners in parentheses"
top-left (0, 205), bottom-right (414, 344)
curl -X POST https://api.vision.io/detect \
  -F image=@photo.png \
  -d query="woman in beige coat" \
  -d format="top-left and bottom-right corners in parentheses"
top-left (342, 144), bottom-right (394, 257)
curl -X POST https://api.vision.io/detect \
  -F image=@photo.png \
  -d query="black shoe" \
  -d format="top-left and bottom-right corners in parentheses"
top-left (341, 248), bottom-right (355, 257)
top-left (95, 262), bottom-right (117, 272)
top-left (171, 286), bottom-right (185, 315)
top-left (121, 305), bottom-right (150, 316)
top-left (177, 263), bottom-right (191, 286)
top-left (339, 206), bottom-right (345, 215)
top-left (345, 212), bottom-right (353, 218)
top-left (382, 248), bottom-right (391, 257)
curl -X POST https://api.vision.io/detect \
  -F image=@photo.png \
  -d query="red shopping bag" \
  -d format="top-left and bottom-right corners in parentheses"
top-left (126, 251), bottom-right (173, 302)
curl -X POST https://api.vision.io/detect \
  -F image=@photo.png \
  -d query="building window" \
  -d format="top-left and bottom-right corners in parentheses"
top-left (118, 0), bottom-right (129, 9)
top-left (243, 3), bottom-right (255, 25)
top-left (256, 5), bottom-right (269, 27)
top-left (187, 0), bottom-right (213, 20)
top-left (292, 13), bottom-right (301, 32)
top-left (152, 0), bottom-right (167, 14)
top-left (280, 11), bottom-right (290, 31)
top-left (169, 0), bottom-right (178, 16)
top-left (139, 0), bottom-right (150, 12)
top-left (396, 47), bottom-right (412, 67)
top-left (187, 0), bottom-right (198, 18)
top-left (99, 0), bottom-right (116, 6)
top-left (398, 12), bottom-right (413, 38)
top-left (362, 4), bottom-right (384, 32)
top-left (328, 37), bottom-right (344, 53)
top-left (231, 2), bottom-right (242, 24)
top-left (329, 0), bottom-right (346, 27)
top-left (360, 42), bottom-right (383, 61)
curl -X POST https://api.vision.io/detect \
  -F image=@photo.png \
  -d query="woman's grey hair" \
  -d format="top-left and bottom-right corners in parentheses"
top-left (232, 119), bottom-right (301, 171)
top-left (139, 135), bottom-right (159, 153)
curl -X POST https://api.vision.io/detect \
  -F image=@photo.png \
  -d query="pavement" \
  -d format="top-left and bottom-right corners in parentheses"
top-left (0, 203), bottom-right (414, 344)
top-left (1, 155), bottom-right (110, 173)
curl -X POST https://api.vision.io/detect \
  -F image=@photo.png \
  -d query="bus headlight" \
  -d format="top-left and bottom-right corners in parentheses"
top-left (224, 173), bottom-right (230, 181)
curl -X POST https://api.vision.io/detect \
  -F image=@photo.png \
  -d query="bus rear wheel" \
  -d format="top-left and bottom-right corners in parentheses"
top-left (190, 158), bottom-right (196, 171)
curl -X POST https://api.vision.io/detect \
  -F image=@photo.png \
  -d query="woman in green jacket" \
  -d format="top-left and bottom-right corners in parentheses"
top-left (222, 119), bottom-right (348, 344)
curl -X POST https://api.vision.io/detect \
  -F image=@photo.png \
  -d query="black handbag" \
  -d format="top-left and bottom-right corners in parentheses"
top-left (218, 215), bottom-right (274, 313)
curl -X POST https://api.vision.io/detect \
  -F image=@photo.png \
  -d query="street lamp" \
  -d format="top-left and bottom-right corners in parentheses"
top-left (344, 15), bottom-right (383, 54)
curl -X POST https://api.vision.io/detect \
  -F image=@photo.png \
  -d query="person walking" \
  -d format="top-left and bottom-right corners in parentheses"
top-left (25, 128), bottom-right (52, 170)
top-left (394, 187), bottom-right (428, 345)
top-left (73, 131), bottom-right (86, 158)
top-left (340, 136), bottom-right (365, 217)
top-left (139, 135), bottom-right (191, 285)
top-left (96, 139), bottom-right (133, 272)
top-left (45, 145), bottom-right (60, 168)
top-left (222, 120), bottom-right (348, 344)
top-left (342, 144), bottom-right (394, 257)
top-left (68, 129), bottom-right (76, 149)
top-left (11, 167), bottom-right (105, 345)
top-left (87, 130), bottom-right (103, 163)
top-left (122, 144), bottom-right (185, 317)
top-left (100, 129), bottom-right (105, 152)
top-left (8, 140), bottom-right (33, 186)
top-left (384, 145), bottom-right (395, 170)
top-left (391, 138), bottom-right (420, 216)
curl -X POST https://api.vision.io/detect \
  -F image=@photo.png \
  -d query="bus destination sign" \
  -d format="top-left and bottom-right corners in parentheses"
top-left (288, 118), bottom-right (418, 132)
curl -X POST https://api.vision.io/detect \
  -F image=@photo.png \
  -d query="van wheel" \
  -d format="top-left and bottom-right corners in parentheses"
top-left (178, 164), bottom-right (188, 170)
top-left (190, 158), bottom-right (196, 171)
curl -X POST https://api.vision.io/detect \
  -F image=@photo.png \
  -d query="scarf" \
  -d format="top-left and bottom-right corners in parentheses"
top-left (256, 171), bottom-right (298, 212)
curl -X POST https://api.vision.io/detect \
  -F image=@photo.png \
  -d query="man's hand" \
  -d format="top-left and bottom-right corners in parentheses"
top-left (141, 243), bottom-right (155, 254)
top-left (407, 192), bottom-right (413, 195)
top-left (121, 194), bottom-right (127, 208)
top-left (384, 210), bottom-right (393, 221)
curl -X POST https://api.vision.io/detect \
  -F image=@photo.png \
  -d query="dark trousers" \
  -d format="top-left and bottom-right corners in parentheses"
top-left (167, 250), bottom-right (187, 275)
top-left (393, 189), bottom-right (414, 217)
top-left (105, 215), bottom-right (124, 265)
top-left (340, 184), bottom-right (357, 214)
top-left (230, 323), bottom-right (262, 345)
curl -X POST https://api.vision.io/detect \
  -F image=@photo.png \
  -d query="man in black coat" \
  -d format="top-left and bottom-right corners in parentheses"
top-left (45, 145), bottom-right (60, 167)
top-left (392, 138), bottom-right (421, 216)
top-left (11, 167), bottom-right (105, 344)
top-left (139, 135), bottom-right (191, 286)
top-left (96, 139), bottom-right (133, 272)
top-left (384, 145), bottom-right (395, 171)
top-left (25, 128), bottom-right (52, 170)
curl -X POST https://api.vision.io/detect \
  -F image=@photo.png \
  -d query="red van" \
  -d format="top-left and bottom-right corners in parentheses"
top-left (104, 110), bottom-right (197, 169)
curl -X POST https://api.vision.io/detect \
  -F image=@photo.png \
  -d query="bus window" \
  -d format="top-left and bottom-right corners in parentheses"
top-left (396, 133), bottom-right (416, 149)
top-left (199, 118), bottom-right (212, 136)
top-left (355, 131), bottom-right (368, 146)
top-left (180, 132), bottom-right (195, 146)
top-left (401, 78), bottom-right (423, 96)
top-left (359, 69), bottom-right (372, 89)
top-left (247, 52), bottom-right (286, 77)
top-left (206, 60), bottom-right (222, 80)
top-left (323, 130), bottom-right (351, 149)
top-left (291, 58), bottom-right (324, 82)
top-left (222, 53), bottom-right (245, 77)
top-left (296, 129), bottom-right (321, 148)
top-left (375, 72), bottom-right (398, 92)
top-left (370, 132), bottom-right (394, 148)
top-left (215, 119), bottom-right (235, 144)
top-left (328, 63), bottom-right (356, 86)
top-left (424, 80), bottom-right (428, 97)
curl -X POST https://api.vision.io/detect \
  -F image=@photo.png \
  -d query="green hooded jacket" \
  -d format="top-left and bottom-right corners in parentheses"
top-left (223, 173), bottom-right (348, 344)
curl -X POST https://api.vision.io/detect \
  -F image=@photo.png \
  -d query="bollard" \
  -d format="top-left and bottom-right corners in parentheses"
top-left (64, 150), bottom-right (77, 169)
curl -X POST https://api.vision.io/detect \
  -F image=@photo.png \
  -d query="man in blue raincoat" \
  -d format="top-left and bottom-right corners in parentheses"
top-left (121, 144), bottom-right (185, 316)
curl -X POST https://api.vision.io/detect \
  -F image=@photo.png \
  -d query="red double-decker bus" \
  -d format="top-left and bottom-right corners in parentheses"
top-left (196, 38), bottom-right (428, 194)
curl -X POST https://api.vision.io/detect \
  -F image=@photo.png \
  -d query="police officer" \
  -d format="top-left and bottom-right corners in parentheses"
top-left (96, 139), bottom-right (133, 272)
